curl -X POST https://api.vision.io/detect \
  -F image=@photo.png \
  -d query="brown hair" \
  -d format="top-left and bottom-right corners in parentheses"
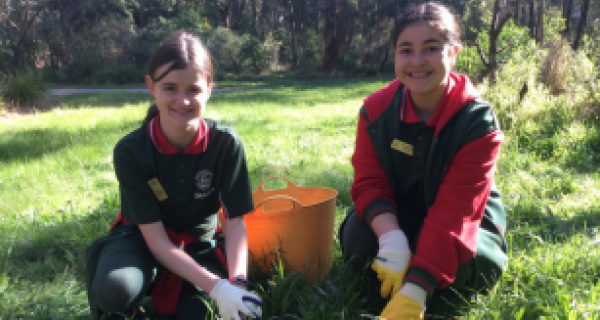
top-left (143, 31), bottom-right (214, 124)
top-left (391, 2), bottom-right (461, 48)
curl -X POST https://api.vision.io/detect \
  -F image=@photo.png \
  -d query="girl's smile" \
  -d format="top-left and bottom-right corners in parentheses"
top-left (394, 22), bottom-right (460, 114)
top-left (145, 64), bottom-right (213, 148)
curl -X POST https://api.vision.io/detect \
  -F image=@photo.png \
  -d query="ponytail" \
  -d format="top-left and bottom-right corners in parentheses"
top-left (143, 103), bottom-right (159, 124)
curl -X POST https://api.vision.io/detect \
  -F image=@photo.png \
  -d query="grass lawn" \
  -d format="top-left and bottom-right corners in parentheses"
top-left (0, 77), bottom-right (599, 319)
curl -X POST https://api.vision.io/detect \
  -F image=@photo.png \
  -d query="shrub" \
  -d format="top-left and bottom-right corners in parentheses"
top-left (205, 28), bottom-right (276, 76)
top-left (455, 45), bottom-right (486, 81)
top-left (471, 21), bottom-right (538, 82)
top-left (539, 39), bottom-right (595, 95)
top-left (95, 64), bottom-right (145, 85)
top-left (582, 78), bottom-right (600, 121)
top-left (205, 27), bottom-right (244, 75)
top-left (239, 34), bottom-right (274, 75)
top-left (479, 43), bottom-right (545, 130)
top-left (1, 72), bottom-right (47, 106)
top-left (582, 22), bottom-right (600, 68)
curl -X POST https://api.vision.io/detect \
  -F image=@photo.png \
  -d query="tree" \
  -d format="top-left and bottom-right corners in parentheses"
top-left (476, 0), bottom-right (513, 84)
top-left (572, 0), bottom-right (590, 50)
top-left (208, 0), bottom-right (247, 29)
top-left (562, 0), bottom-right (574, 37)
top-left (537, 0), bottom-right (545, 43)
top-left (322, 0), bottom-right (356, 74)
top-left (212, 0), bottom-right (233, 28)
top-left (0, 0), bottom-right (44, 70)
top-left (529, 0), bottom-right (535, 38)
top-left (515, 0), bottom-right (520, 24)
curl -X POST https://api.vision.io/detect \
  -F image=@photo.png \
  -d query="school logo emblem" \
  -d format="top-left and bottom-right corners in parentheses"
top-left (194, 170), bottom-right (215, 199)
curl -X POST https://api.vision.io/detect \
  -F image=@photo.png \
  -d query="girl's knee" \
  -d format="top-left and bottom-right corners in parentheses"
top-left (93, 266), bottom-right (145, 313)
top-left (340, 208), bottom-right (378, 268)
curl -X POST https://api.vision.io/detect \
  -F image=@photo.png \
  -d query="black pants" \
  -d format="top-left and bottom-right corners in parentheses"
top-left (88, 226), bottom-right (228, 319)
top-left (338, 206), bottom-right (480, 316)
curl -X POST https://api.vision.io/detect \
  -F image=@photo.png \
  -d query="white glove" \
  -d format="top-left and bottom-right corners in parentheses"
top-left (209, 279), bottom-right (263, 320)
top-left (371, 230), bottom-right (412, 298)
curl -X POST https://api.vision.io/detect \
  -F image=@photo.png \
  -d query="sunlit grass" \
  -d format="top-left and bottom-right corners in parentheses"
top-left (1, 77), bottom-right (599, 318)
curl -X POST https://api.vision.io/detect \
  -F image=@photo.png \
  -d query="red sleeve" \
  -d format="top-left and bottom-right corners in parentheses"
top-left (408, 130), bottom-right (503, 290)
top-left (350, 110), bottom-right (397, 223)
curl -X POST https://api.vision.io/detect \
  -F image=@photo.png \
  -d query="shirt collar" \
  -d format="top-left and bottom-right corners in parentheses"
top-left (147, 113), bottom-right (209, 155)
top-left (400, 83), bottom-right (452, 126)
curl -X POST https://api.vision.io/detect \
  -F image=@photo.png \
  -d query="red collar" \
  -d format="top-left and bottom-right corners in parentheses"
top-left (401, 86), bottom-right (451, 126)
top-left (147, 114), bottom-right (209, 154)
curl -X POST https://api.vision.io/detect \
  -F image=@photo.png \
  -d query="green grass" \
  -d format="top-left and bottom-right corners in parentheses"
top-left (1, 77), bottom-right (599, 319)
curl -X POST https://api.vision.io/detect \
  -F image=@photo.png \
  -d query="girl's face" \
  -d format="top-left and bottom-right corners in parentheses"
top-left (145, 63), bottom-right (212, 132)
top-left (394, 22), bottom-right (460, 100)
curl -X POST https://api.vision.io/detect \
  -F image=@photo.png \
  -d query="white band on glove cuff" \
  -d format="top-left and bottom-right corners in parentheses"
top-left (399, 283), bottom-right (427, 308)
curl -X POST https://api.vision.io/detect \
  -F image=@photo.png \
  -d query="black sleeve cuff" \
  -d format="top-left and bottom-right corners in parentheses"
top-left (363, 200), bottom-right (397, 225)
top-left (405, 266), bottom-right (439, 297)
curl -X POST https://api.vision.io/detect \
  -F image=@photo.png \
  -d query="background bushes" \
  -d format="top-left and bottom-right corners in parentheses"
top-left (1, 72), bottom-right (47, 106)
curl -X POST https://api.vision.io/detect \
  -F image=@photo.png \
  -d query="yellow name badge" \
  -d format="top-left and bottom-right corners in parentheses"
top-left (148, 178), bottom-right (168, 201)
top-left (391, 139), bottom-right (413, 156)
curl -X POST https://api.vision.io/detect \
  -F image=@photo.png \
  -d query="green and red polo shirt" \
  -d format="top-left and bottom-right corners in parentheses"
top-left (113, 114), bottom-right (254, 240)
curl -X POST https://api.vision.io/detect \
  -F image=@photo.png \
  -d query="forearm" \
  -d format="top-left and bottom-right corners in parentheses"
top-left (351, 113), bottom-right (397, 223)
top-left (370, 212), bottom-right (401, 238)
top-left (152, 239), bottom-right (221, 292)
top-left (139, 222), bottom-right (221, 293)
top-left (224, 216), bottom-right (249, 280)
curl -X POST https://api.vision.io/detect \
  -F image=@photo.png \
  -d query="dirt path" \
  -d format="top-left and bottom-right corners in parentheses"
top-left (48, 88), bottom-right (150, 96)
top-left (47, 86), bottom-right (255, 96)
top-left (2, 87), bottom-right (259, 121)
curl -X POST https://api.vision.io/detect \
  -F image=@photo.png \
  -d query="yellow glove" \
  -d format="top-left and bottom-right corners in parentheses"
top-left (380, 284), bottom-right (427, 320)
top-left (371, 230), bottom-right (411, 299)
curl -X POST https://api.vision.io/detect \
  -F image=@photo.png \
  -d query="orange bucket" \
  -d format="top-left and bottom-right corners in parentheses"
top-left (244, 177), bottom-right (337, 278)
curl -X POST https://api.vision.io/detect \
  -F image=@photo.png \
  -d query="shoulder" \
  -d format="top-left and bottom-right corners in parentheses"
top-left (442, 99), bottom-right (502, 145)
top-left (113, 124), bottom-right (150, 159)
top-left (206, 119), bottom-right (241, 140)
top-left (205, 119), bottom-right (245, 150)
top-left (461, 99), bottom-right (501, 132)
top-left (362, 79), bottom-right (401, 121)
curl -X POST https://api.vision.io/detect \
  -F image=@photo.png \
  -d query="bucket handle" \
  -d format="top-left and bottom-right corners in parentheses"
top-left (255, 176), bottom-right (297, 193)
top-left (255, 195), bottom-right (303, 212)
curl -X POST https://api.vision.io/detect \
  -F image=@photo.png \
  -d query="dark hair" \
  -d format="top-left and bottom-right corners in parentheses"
top-left (391, 2), bottom-right (461, 48)
top-left (143, 31), bottom-right (214, 124)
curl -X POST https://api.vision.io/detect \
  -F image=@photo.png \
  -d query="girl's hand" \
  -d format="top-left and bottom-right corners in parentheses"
top-left (209, 279), bottom-right (263, 320)
top-left (371, 230), bottom-right (412, 299)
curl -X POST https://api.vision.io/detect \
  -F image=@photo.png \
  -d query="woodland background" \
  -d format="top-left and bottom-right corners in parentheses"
top-left (1, 0), bottom-right (600, 318)
top-left (0, 0), bottom-right (598, 89)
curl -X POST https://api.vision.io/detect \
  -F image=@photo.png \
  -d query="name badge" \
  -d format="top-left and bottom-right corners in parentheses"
top-left (148, 178), bottom-right (168, 201)
top-left (391, 139), bottom-right (413, 156)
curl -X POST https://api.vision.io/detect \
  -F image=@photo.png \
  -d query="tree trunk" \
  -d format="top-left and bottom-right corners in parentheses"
top-left (231, 0), bottom-right (246, 30)
top-left (322, 0), bottom-right (355, 74)
top-left (477, 0), bottom-right (512, 84)
top-left (537, 0), bottom-right (545, 44)
top-left (562, 0), bottom-right (573, 36)
top-left (572, 0), bottom-right (590, 50)
top-left (529, 0), bottom-right (536, 39)
top-left (379, 50), bottom-right (389, 74)
top-left (251, 0), bottom-right (257, 34)
top-left (322, 0), bottom-right (338, 73)
top-left (140, 0), bottom-right (144, 27)
top-left (259, 0), bottom-right (270, 40)
top-left (288, 0), bottom-right (298, 68)
top-left (515, 0), bottom-right (520, 25)
top-left (214, 0), bottom-right (233, 28)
